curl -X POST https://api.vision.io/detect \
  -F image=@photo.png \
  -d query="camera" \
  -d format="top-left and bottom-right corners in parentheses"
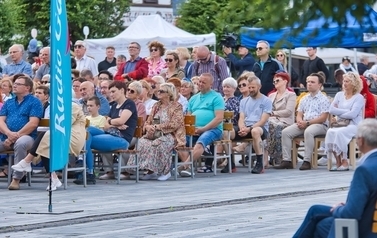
top-left (220, 33), bottom-right (238, 48)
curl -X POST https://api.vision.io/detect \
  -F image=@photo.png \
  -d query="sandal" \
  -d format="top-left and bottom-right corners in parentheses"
top-left (0, 169), bottom-right (8, 178)
top-left (197, 166), bottom-right (213, 173)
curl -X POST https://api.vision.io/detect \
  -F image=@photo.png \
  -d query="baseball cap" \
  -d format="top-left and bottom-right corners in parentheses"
top-left (28, 39), bottom-right (38, 53)
top-left (235, 44), bottom-right (248, 50)
top-left (74, 40), bottom-right (86, 48)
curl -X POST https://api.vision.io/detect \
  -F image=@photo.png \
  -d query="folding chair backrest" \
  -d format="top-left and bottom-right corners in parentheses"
top-left (223, 110), bottom-right (234, 131)
top-left (134, 117), bottom-right (144, 138)
top-left (184, 115), bottom-right (196, 136)
top-left (39, 118), bottom-right (50, 127)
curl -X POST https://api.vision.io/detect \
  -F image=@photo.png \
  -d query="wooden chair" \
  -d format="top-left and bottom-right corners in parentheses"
top-left (174, 115), bottom-right (195, 180)
top-left (209, 111), bottom-right (233, 175)
top-left (231, 139), bottom-right (254, 172)
top-left (92, 116), bottom-right (144, 185)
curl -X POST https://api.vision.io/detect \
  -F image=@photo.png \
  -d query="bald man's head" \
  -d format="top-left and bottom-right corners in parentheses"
top-left (80, 81), bottom-right (95, 100)
top-left (196, 46), bottom-right (210, 62)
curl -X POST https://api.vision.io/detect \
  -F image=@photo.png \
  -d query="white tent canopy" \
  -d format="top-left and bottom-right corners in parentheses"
top-left (85, 15), bottom-right (216, 63)
top-left (290, 47), bottom-right (376, 65)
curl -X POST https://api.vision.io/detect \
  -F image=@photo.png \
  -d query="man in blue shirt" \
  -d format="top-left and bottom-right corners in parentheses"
top-left (0, 44), bottom-right (32, 78)
top-left (79, 81), bottom-right (110, 116)
top-left (0, 75), bottom-right (43, 190)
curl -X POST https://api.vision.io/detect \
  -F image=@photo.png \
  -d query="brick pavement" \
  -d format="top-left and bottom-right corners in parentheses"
top-left (0, 161), bottom-right (353, 237)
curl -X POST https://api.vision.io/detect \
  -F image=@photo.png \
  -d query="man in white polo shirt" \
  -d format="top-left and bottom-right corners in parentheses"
top-left (74, 40), bottom-right (98, 76)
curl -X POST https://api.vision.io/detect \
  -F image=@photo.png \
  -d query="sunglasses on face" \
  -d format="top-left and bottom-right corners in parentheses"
top-left (273, 79), bottom-right (280, 84)
top-left (150, 48), bottom-right (158, 52)
top-left (256, 47), bottom-right (264, 51)
top-left (165, 58), bottom-right (174, 62)
top-left (41, 81), bottom-right (49, 84)
top-left (158, 89), bottom-right (167, 94)
top-left (127, 88), bottom-right (135, 94)
top-left (74, 45), bottom-right (84, 49)
top-left (238, 83), bottom-right (247, 88)
top-left (276, 54), bottom-right (284, 57)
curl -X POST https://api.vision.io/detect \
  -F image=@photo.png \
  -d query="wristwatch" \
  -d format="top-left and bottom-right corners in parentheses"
top-left (306, 121), bottom-right (310, 126)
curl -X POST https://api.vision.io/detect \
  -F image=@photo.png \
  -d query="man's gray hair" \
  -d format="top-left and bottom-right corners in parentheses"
top-left (247, 74), bottom-right (261, 85)
top-left (257, 40), bottom-right (270, 50)
top-left (12, 44), bottom-right (25, 53)
top-left (357, 119), bottom-right (377, 147)
top-left (222, 77), bottom-right (237, 89)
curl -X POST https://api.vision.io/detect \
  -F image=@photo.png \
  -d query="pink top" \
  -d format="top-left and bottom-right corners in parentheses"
top-left (147, 58), bottom-right (166, 78)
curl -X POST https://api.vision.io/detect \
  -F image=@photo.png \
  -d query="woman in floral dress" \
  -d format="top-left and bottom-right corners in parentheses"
top-left (127, 83), bottom-right (185, 181)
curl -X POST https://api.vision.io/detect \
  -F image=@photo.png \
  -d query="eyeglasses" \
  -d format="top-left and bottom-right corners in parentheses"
top-left (276, 54), bottom-right (284, 57)
top-left (13, 82), bottom-right (26, 86)
top-left (74, 45), bottom-right (84, 49)
top-left (73, 85), bottom-right (80, 88)
top-left (151, 84), bottom-right (156, 89)
top-left (158, 89), bottom-right (167, 94)
top-left (273, 79), bottom-right (280, 84)
top-left (256, 47), bottom-right (265, 51)
top-left (150, 48), bottom-right (158, 52)
top-left (128, 46), bottom-right (139, 50)
top-left (165, 58), bottom-right (174, 62)
top-left (127, 88), bottom-right (135, 94)
top-left (99, 77), bottom-right (109, 81)
top-left (238, 83), bottom-right (247, 88)
top-left (41, 81), bottom-right (49, 84)
top-left (9, 51), bottom-right (19, 54)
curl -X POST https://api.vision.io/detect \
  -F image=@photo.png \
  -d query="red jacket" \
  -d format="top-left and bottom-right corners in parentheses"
top-left (360, 76), bottom-right (376, 118)
top-left (114, 57), bottom-right (148, 81)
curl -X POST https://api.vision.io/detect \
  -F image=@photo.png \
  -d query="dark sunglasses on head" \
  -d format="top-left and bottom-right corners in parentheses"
top-left (150, 48), bottom-right (158, 52)
top-left (165, 58), bottom-right (174, 62)
top-left (238, 83), bottom-right (247, 88)
top-left (158, 89), bottom-right (167, 94)
top-left (127, 88), bottom-right (135, 94)
top-left (41, 81), bottom-right (49, 84)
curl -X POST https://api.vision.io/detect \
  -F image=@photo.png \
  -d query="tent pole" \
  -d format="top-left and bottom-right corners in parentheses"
top-left (288, 48), bottom-right (292, 87)
top-left (353, 48), bottom-right (358, 72)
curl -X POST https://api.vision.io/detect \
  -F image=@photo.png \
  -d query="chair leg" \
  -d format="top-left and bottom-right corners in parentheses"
top-left (135, 153), bottom-right (139, 183)
top-left (213, 144), bottom-right (217, 176)
top-left (227, 142), bottom-right (232, 174)
top-left (190, 150), bottom-right (194, 179)
top-left (312, 139), bottom-right (319, 169)
top-left (27, 172), bottom-right (31, 186)
top-left (292, 142), bottom-right (297, 169)
top-left (349, 139), bottom-right (356, 170)
top-left (174, 153), bottom-right (178, 181)
top-left (248, 141), bottom-right (252, 173)
top-left (117, 154), bottom-right (121, 185)
top-left (8, 155), bottom-right (13, 185)
top-left (83, 154), bottom-right (87, 187)
top-left (327, 151), bottom-right (332, 171)
top-left (63, 163), bottom-right (68, 190)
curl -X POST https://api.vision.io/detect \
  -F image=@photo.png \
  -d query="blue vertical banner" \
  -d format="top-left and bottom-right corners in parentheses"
top-left (50, 0), bottom-right (72, 171)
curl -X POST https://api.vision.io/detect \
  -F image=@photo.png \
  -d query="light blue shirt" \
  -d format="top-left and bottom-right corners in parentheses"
top-left (240, 94), bottom-right (272, 131)
top-left (0, 60), bottom-right (32, 78)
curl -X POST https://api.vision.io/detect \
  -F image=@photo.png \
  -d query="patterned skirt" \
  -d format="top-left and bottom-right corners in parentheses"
top-left (127, 133), bottom-right (175, 175)
top-left (267, 119), bottom-right (289, 162)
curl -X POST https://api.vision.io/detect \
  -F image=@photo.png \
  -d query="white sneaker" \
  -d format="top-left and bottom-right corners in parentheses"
top-left (157, 172), bottom-right (171, 181)
top-left (11, 160), bottom-right (32, 172)
top-left (46, 178), bottom-right (62, 191)
top-left (318, 156), bottom-right (328, 166)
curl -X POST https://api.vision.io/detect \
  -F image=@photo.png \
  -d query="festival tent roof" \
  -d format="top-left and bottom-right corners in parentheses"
top-left (85, 14), bottom-right (216, 63)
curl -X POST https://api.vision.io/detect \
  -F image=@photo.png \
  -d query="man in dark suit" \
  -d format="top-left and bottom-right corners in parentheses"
top-left (292, 118), bottom-right (377, 238)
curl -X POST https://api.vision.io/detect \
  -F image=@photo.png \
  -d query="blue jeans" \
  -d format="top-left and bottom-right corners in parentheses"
top-left (293, 204), bottom-right (334, 238)
top-left (186, 128), bottom-right (223, 148)
top-left (85, 126), bottom-right (130, 172)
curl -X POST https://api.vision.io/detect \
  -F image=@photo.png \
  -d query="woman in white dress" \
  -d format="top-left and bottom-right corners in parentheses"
top-left (325, 72), bottom-right (365, 171)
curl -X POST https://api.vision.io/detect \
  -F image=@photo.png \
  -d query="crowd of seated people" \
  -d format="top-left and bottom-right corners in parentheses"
top-left (1, 40), bottom-right (377, 191)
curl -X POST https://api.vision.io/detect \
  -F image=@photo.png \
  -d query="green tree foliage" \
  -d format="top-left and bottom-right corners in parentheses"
top-left (12, 0), bottom-right (130, 46)
top-left (177, 0), bottom-right (377, 48)
top-left (0, 0), bottom-right (24, 52)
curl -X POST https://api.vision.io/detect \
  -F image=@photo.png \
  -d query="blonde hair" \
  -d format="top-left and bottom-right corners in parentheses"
top-left (176, 47), bottom-right (190, 60)
top-left (160, 83), bottom-right (177, 101)
top-left (276, 49), bottom-right (287, 70)
top-left (343, 72), bottom-right (363, 95)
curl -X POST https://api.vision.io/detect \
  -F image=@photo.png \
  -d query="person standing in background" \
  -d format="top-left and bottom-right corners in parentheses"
top-left (299, 47), bottom-right (329, 88)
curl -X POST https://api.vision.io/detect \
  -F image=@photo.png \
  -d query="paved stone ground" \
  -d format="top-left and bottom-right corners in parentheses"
top-left (0, 159), bottom-right (354, 238)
